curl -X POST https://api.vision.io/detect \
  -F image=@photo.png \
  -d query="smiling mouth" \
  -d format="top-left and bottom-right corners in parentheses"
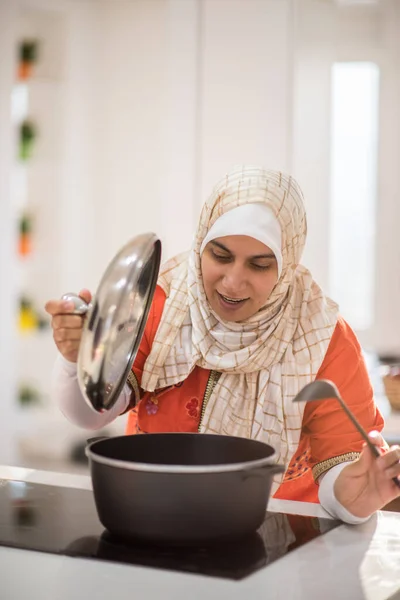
top-left (217, 292), bottom-right (249, 305)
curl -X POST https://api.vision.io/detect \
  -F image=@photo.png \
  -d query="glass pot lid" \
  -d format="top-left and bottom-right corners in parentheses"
top-left (63, 233), bottom-right (161, 412)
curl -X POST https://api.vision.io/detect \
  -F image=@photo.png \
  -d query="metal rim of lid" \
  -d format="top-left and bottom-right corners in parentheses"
top-left (77, 233), bottom-right (161, 412)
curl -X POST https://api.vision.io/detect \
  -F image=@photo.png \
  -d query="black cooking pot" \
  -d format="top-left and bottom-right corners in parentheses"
top-left (86, 433), bottom-right (285, 545)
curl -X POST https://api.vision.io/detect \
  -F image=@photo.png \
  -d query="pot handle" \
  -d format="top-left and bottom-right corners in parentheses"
top-left (264, 463), bottom-right (286, 476)
top-left (85, 436), bottom-right (109, 457)
top-left (242, 463), bottom-right (286, 481)
top-left (86, 436), bottom-right (109, 445)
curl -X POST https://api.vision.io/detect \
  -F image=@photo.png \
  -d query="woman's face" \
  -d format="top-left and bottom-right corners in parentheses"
top-left (201, 235), bottom-right (279, 322)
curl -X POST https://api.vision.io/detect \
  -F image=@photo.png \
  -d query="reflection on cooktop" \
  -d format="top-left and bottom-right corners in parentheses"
top-left (0, 479), bottom-right (340, 580)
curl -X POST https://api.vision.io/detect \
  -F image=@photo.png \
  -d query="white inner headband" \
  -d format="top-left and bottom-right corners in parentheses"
top-left (200, 203), bottom-right (283, 277)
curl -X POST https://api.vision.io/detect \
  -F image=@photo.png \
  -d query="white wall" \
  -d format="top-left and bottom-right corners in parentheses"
top-left (60, 0), bottom-right (201, 288)
top-left (159, 0), bottom-right (200, 259)
top-left (199, 0), bottom-right (293, 201)
top-left (292, 0), bottom-right (400, 354)
top-left (291, 0), bottom-right (335, 293)
top-left (372, 0), bottom-right (400, 355)
top-left (59, 0), bottom-right (100, 295)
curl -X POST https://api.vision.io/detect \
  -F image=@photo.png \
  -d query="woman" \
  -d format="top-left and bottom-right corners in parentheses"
top-left (45, 165), bottom-right (400, 524)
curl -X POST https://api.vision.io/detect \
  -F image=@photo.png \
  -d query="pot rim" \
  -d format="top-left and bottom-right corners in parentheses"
top-left (86, 448), bottom-right (280, 474)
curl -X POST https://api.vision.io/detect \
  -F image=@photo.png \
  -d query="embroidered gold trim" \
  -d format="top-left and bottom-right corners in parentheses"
top-left (198, 371), bottom-right (221, 432)
top-left (312, 452), bottom-right (360, 482)
top-left (126, 370), bottom-right (141, 405)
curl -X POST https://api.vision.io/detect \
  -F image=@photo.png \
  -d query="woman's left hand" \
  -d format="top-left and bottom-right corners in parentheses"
top-left (334, 430), bottom-right (400, 518)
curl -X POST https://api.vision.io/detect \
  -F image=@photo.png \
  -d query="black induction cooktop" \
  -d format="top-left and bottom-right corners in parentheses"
top-left (0, 478), bottom-right (340, 580)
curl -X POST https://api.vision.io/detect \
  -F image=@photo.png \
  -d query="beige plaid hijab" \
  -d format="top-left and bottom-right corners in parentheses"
top-left (142, 166), bottom-right (338, 488)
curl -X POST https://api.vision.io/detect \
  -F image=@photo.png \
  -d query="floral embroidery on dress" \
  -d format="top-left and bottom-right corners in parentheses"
top-left (186, 397), bottom-right (199, 420)
top-left (285, 447), bottom-right (311, 481)
top-left (145, 397), bottom-right (159, 415)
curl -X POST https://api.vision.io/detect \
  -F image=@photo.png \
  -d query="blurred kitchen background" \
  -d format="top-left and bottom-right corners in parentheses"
top-left (0, 0), bottom-right (399, 473)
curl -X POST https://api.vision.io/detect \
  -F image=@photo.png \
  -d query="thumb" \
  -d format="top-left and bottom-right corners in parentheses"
top-left (367, 429), bottom-right (388, 452)
top-left (78, 288), bottom-right (92, 304)
top-left (352, 431), bottom-right (386, 475)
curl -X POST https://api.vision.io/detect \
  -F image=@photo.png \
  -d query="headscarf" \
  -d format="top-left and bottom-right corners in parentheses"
top-left (141, 166), bottom-right (338, 490)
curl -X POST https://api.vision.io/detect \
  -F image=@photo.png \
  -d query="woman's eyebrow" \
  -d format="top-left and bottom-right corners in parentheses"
top-left (210, 240), bottom-right (231, 253)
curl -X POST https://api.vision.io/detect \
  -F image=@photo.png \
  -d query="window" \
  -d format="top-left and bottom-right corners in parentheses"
top-left (329, 62), bottom-right (380, 330)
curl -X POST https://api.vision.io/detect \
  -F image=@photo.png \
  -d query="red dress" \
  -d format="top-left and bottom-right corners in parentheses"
top-left (125, 286), bottom-right (384, 503)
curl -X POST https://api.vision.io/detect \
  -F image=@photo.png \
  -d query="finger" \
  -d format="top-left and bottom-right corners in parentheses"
top-left (52, 314), bottom-right (84, 330)
top-left (377, 446), bottom-right (400, 471)
top-left (78, 289), bottom-right (92, 304)
top-left (45, 299), bottom-right (74, 316)
top-left (58, 339), bottom-right (80, 353)
top-left (53, 328), bottom-right (83, 343)
top-left (367, 430), bottom-right (387, 450)
top-left (385, 461), bottom-right (400, 481)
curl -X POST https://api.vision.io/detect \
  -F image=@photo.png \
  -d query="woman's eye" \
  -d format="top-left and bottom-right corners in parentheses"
top-left (250, 263), bottom-right (271, 271)
top-left (211, 251), bottom-right (231, 262)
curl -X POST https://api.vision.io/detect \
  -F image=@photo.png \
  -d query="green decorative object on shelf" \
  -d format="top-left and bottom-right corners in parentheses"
top-left (17, 384), bottom-right (41, 407)
top-left (19, 120), bottom-right (37, 161)
top-left (37, 316), bottom-right (49, 330)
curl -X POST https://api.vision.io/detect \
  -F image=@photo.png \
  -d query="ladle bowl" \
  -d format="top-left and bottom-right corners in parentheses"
top-left (293, 379), bottom-right (400, 488)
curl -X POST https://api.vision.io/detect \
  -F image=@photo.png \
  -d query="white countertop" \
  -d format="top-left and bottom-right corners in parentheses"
top-left (0, 465), bottom-right (399, 600)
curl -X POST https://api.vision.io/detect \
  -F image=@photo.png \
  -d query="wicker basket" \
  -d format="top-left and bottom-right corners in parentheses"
top-left (383, 375), bottom-right (400, 411)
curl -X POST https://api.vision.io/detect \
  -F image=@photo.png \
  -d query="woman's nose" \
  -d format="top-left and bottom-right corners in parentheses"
top-left (222, 264), bottom-right (247, 293)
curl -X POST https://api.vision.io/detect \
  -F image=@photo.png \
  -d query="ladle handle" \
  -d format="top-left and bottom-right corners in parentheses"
top-left (337, 398), bottom-right (379, 455)
top-left (337, 397), bottom-right (400, 489)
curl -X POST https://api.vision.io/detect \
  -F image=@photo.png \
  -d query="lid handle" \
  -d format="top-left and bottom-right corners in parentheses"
top-left (61, 292), bottom-right (92, 315)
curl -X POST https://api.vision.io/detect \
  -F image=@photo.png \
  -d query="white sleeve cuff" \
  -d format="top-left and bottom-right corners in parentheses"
top-left (318, 462), bottom-right (372, 525)
top-left (56, 354), bottom-right (80, 376)
top-left (52, 353), bottom-right (130, 430)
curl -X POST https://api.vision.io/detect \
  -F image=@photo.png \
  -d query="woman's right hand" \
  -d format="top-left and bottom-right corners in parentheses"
top-left (44, 289), bottom-right (92, 363)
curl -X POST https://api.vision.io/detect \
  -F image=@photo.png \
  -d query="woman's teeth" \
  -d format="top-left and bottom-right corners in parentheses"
top-left (220, 294), bottom-right (246, 304)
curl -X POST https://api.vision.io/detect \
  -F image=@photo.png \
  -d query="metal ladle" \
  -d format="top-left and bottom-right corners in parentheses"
top-left (293, 379), bottom-right (400, 488)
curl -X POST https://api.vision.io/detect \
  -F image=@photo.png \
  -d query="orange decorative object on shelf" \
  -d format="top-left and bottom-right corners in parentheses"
top-left (18, 62), bottom-right (33, 81)
top-left (18, 214), bottom-right (33, 257)
top-left (17, 39), bottom-right (39, 81)
top-left (18, 233), bottom-right (32, 257)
